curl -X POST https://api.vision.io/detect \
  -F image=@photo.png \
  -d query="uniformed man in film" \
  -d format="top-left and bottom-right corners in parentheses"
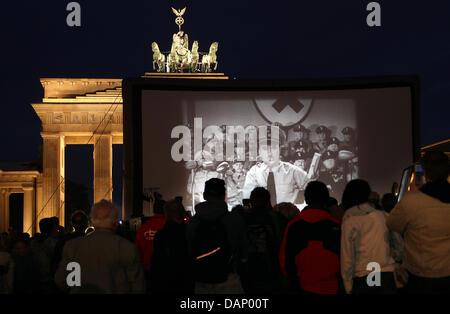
top-left (339, 126), bottom-right (359, 182)
top-left (313, 125), bottom-right (331, 154)
top-left (242, 129), bottom-right (309, 206)
top-left (317, 150), bottom-right (345, 197)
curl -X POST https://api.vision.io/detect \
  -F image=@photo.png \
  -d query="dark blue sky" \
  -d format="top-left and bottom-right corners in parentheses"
top-left (1, 1), bottom-right (449, 204)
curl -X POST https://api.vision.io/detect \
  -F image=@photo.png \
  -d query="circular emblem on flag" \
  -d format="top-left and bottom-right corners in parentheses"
top-left (253, 96), bottom-right (314, 127)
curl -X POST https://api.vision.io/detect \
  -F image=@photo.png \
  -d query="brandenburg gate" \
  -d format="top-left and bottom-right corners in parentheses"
top-left (0, 78), bottom-right (123, 234)
top-left (0, 6), bottom-right (223, 235)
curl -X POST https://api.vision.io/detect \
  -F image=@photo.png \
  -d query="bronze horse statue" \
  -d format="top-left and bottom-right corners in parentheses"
top-left (201, 42), bottom-right (219, 73)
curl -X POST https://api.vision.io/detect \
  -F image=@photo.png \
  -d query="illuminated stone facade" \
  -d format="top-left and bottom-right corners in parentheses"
top-left (0, 78), bottom-right (123, 234)
top-left (0, 74), bottom-right (230, 234)
top-left (0, 167), bottom-right (41, 234)
top-left (33, 78), bottom-right (123, 225)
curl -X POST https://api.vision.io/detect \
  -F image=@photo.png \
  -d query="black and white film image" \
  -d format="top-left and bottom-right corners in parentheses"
top-left (142, 90), bottom-right (361, 212)
top-left (180, 122), bottom-right (358, 211)
top-left (142, 87), bottom-right (413, 214)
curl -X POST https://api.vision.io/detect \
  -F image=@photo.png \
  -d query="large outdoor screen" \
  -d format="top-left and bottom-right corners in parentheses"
top-left (134, 79), bottom-right (417, 214)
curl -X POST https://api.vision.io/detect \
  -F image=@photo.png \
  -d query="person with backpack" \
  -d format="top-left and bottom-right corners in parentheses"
top-left (280, 181), bottom-right (342, 294)
top-left (186, 178), bottom-right (247, 294)
top-left (242, 187), bottom-right (284, 293)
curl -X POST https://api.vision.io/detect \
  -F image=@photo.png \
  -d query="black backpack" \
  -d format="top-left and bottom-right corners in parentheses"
top-left (245, 212), bottom-right (282, 283)
top-left (192, 215), bottom-right (232, 283)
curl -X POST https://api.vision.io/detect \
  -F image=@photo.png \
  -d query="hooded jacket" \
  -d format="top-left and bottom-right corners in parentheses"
top-left (340, 202), bottom-right (396, 294)
top-left (280, 207), bottom-right (341, 294)
top-left (387, 178), bottom-right (450, 278)
top-left (186, 200), bottom-right (248, 272)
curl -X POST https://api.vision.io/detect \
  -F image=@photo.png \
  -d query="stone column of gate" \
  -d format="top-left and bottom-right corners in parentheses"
top-left (93, 134), bottom-right (113, 203)
top-left (41, 133), bottom-right (65, 225)
top-left (0, 189), bottom-right (10, 232)
top-left (0, 189), bottom-right (7, 232)
top-left (22, 184), bottom-right (35, 236)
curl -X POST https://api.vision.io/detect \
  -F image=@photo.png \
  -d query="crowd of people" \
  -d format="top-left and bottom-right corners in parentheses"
top-left (0, 150), bottom-right (449, 294)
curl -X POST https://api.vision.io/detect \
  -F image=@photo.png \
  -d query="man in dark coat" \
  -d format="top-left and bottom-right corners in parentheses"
top-left (149, 199), bottom-right (193, 293)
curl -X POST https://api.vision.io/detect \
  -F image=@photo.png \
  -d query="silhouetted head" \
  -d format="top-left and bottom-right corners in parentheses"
top-left (381, 193), bottom-right (397, 213)
top-left (153, 192), bottom-right (166, 215)
top-left (57, 225), bottom-right (65, 237)
top-left (304, 181), bottom-right (329, 209)
top-left (421, 150), bottom-right (450, 182)
top-left (342, 179), bottom-right (371, 210)
top-left (71, 210), bottom-right (89, 233)
top-left (326, 197), bottom-right (339, 214)
top-left (273, 202), bottom-right (299, 221)
top-left (17, 232), bottom-right (30, 241)
top-left (12, 238), bottom-right (29, 257)
top-left (231, 205), bottom-right (245, 215)
top-left (90, 200), bottom-right (120, 231)
top-left (369, 191), bottom-right (381, 210)
top-left (203, 178), bottom-right (226, 201)
top-left (250, 187), bottom-right (271, 210)
top-left (327, 197), bottom-right (338, 207)
top-left (39, 218), bottom-right (58, 237)
top-left (164, 199), bottom-right (186, 224)
top-left (51, 216), bottom-right (60, 226)
top-left (326, 196), bottom-right (344, 221)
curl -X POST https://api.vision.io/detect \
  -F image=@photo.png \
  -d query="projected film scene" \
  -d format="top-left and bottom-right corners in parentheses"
top-left (142, 90), bottom-right (370, 212)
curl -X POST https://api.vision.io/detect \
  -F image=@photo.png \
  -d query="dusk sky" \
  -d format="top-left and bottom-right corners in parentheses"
top-left (1, 1), bottom-right (449, 205)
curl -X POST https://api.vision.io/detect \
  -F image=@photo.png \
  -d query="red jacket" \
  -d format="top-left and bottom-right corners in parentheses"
top-left (135, 214), bottom-right (166, 271)
top-left (279, 208), bottom-right (341, 294)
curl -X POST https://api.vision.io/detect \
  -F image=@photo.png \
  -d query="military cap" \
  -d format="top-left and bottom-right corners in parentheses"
top-left (322, 150), bottom-right (337, 161)
top-left (329, 137), bottom-right (340, 145)
top-left (292, 124), bottom-right (307, 133)
top-left (295, 151), bottom-right (307, 159)
top-left (342, 127), bottom-right (355, 135)
top-left (316, 125), bottom-right (330, 135)
top-left (295, 140), bottom-right (308, 149)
